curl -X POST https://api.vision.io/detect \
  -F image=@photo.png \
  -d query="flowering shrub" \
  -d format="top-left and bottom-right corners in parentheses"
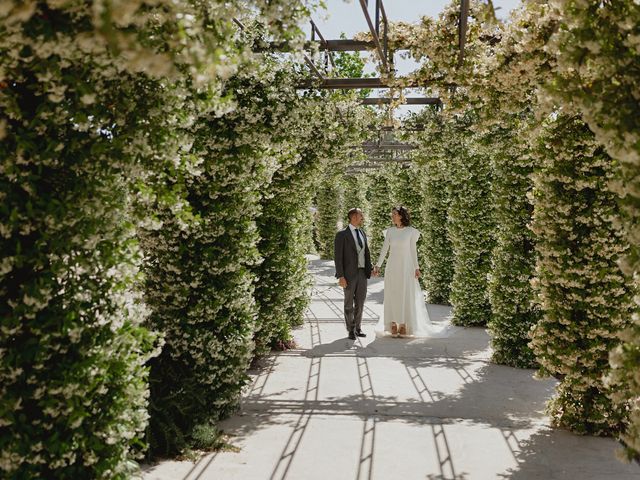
top-left (256, 153), bottom-right (315, 354)
top-left (385, 163), bottom-right (432, 289)
top-left (0, 121), bottom-right (158, 478)
top-left (256, 96), bottom-right (368, 354)
top-left (410, 115), bottom-right (454, 304)
top-left (314, 171), bottom-right (344, 259)
top-left (388, 164), bottom-right (425, 231)
top-left (467, 2), bottom-right (552, 369)
top-left (419, 160), bottom-right (454, 304)
top-left (0, 0), bottom-right (225, 475)
top-left (607, 318), bottom-right (640, 462)
top-left (0, 0), bottom-right (315, 471)
top-left (485, 121), bottom-right (539, 368)
top-left (139, 60), bottom-right (296, 455)
top-left (543, 0), bottom-right (640, 461)
top-left (366, 167), bottom-right (395, 256)
top-left (341, 173), bottom-right (371, 228)
top-left (446, 116), bottom-right (494, 327)
top-left (529, 113), bottom-right (634, 435)
top-left (338, 173), bottom-right (373, 276)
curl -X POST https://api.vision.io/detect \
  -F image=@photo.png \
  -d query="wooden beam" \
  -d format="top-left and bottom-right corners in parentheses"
top-left (377, 125), bottom-right (425, 131)
top-left (345, 163), bottom-right (412, 173)
top-left (254, 39), bottom-right (377, 52)
top-left (363, 141), bottom-right (416, 147)
top-left (323, 39), bottom-right (375, 51)
top-left (348, 142), bottom-right (417, 151)
top-left (362, 143), bottom-right (417, 151)
top-left (364, 153), bottom-right (415, 161)
top-left (347, 158), bottom-right (414, 168)
top-left (359, 158), bottom-right (413, 163)
top-left (297, 77), bottom-right (435, 89)
top-left (361, 97), bottom-right (441, 105)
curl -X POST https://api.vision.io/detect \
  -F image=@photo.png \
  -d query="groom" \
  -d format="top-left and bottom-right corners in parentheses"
top-left (334, 208), bottom-right (373, 340)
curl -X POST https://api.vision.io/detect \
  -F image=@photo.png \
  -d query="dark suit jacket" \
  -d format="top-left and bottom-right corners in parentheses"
top-left (334, 226), bottom-right (372, 282)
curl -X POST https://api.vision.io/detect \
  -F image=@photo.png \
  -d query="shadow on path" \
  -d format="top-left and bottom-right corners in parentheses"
top-left (142, 258), bottom-right (639, 480)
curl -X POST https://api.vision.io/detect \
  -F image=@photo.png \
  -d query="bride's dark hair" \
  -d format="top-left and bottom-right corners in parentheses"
top-left (393, 206), bottom-right (411, 226)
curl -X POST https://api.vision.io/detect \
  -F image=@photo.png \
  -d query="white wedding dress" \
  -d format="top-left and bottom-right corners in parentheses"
top-left (375, 226), bottom-right (450, 338)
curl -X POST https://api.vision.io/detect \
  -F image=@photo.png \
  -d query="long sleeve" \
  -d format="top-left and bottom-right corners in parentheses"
top-left (334, 231), bottom-right (344, 278)
top-left (376, 229), bottom-right (390, 268)
top-left (363, 231), bottom-right (372, 274)
top-left (411, 228), bottom-right (420, 270)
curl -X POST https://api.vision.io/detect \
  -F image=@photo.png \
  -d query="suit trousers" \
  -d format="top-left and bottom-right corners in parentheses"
top-left (343, 268), bottom-right (367, 333)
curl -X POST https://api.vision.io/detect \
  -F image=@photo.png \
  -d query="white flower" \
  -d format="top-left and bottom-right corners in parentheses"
top-left (80, 93), bottom-right (96, 105)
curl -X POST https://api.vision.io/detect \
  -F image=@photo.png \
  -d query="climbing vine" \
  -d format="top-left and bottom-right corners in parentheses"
top-left (0, 0), bottom-right (315, 473)
top-left (256, 95), bottom-right (367, 354)
top-left (314, 171), bottom-right (344, 259)
top-left (543, 0), bottom-right (640, 461)
top-left (410, 112), bottom-right (454, 304)
top-left (366, 166), bottom-right (395, 259)
top-left (446, 116), bottom-right (494, 327)
top-left (485, 121), bottom-right (539, 368)
top-left (3, 0), bottom-right (640, 471)
top-left (529, 113), bottom-right (634, 436)
top-left (140, 57), bottom-right (303, 455)
top-left (341, 173), bottom-right (371, 228)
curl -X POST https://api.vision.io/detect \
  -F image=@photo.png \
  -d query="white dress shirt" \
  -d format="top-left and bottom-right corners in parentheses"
top-left (348, 223), bottom-right (365, 248)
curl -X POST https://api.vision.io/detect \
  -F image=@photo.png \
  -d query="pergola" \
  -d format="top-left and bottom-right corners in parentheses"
top-left (271, 0), bottom-right (470, 91)
top-left (256, 0), bottom-right (471, 171)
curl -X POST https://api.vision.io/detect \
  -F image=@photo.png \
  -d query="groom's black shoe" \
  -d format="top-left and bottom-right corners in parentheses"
top-left (355, 330), bottom-right (366, 337)
top-left (348, 330), bottom-right (357, 340)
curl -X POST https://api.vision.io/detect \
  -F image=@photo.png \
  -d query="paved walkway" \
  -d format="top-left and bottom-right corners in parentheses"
top-left (144, 258), bottom-right (639, 480)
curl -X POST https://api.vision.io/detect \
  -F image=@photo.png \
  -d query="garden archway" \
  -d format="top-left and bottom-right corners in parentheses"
top-left (1, 1), bottom-right (639, 478)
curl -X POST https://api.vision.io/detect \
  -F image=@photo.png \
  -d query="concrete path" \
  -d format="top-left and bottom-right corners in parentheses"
top-left (143, 257), bottom-right (639, 480)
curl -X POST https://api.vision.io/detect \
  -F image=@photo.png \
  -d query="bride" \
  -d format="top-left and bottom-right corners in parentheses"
top-left (373, 206), bottom-right (449, 338)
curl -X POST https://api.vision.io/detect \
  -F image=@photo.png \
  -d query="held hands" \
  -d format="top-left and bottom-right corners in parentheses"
top-left (338, 277), bottom-right (348, 288)
top-left (371, 266), bottom-right (417, 278)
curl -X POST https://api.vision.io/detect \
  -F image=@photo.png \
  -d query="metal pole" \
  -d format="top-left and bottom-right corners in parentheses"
top-left (310, 20), bottom-right (336, 69)
top-left (458, 0), bottom-right (470, 66)
top-left (358, 0), bottom-right (388, 72)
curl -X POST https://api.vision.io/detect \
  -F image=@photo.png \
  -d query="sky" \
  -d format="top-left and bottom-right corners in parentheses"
top-left (306, 0), bottom-right (521, 38)
top-left (302, 0), bottom-right (522, 116)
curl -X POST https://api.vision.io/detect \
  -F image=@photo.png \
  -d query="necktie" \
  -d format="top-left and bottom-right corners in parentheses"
top-left (355, 229), bottom-right (363, 249)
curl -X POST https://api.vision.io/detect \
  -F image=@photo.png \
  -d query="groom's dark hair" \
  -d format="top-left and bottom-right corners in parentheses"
top-left (347, 208), bottom-right (362, 221)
